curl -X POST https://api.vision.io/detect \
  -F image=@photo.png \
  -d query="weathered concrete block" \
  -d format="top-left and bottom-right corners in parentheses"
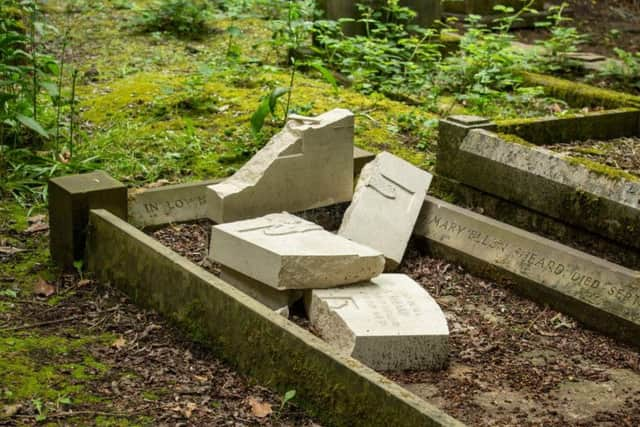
top-left (307, 274), bottom-right (449, 371)
top-left (207, 109), bottom-right (354, 223)
top-left (414, 196), bottom-right (640, 347)
top-left (436, 115), bottom-right (495, 178)
top-left (209, 213), bottom-right (385, 290)
top-left (452, 129), bottom-right (640, 250)
top-left (219, 266), bottom-right (303, 316)
top-left (49, 171), bottom-right (126, 270)
top-left (339, 152), bottom-right (432, 269)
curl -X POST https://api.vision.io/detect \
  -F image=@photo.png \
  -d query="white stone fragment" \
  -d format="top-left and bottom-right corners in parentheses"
top-left (339, 152), bottom-right (433, 270)
top-left (209, 212), bottom-right (385, 290)
top-left (219, 266), bottom-right (302, 317)
top-left (307, 274), bottom-right (449, 371)
top-left (206, 109), bottom-right (355, 223)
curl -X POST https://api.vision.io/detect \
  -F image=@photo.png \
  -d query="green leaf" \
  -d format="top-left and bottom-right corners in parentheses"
top-left (40, 81), bottom-right (59, 98)
top-left (283, 389), bottom-right (296, 404)
top-left (250, 97), bottom-right (271, 135)
top-left (268, 87), bottom-right (289, 113)
top-left (0, 289), bottom-right (17, 298)
top-left (226, 25), bottom-right (241, 37)
top-left (306, 61), bottom-right (338, 92)
top-left (16, 114), bottom-right (49, 138)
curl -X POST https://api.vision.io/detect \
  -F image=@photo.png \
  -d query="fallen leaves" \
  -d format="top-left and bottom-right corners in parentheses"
top-left (2, 403), bottom-right (21, 418)
top-left (25, 215), bottom-right (49, 234)
top-left (0, 246), bottom-right (26, 255)
top-left (111, 336), bottom-right (127, 350)
top-left (33, 278), bottom-right (55, 297)
top-left (247, 397), bottom-right (272, 418)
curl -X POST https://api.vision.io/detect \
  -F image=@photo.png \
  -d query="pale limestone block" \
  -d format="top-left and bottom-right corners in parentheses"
top-left (206, 109), bottom-right (354, 223)
top-left (339, 152), bottom-right (433, 270)
top-left (219, 266), bottom-right (302, 316)
top-left (307, 274), bottom-right (449, 371)
top-left (209, 212), bottom-right (385, 290)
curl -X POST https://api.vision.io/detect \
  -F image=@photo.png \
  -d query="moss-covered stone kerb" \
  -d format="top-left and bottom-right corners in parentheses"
top-left (522, 72), bottom-right (640, 109)
top-left (495, 108), bottom-right (640, 146)
top-left (414, 197), bottom-right (640, 348)
top-left (436, 115), bottom-right (496, 178)
top-left (86, 209), bottom-right (463, 427)
top-left (450, 129), bottom-right (640, 250)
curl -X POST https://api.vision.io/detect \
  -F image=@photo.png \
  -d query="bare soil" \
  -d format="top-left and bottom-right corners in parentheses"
top-left (149, 216), bottom-right (640, 427)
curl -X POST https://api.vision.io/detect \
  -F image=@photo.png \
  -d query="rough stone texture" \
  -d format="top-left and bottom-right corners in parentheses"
top-left (86, 209), bottom-right (463, 427)
top-left (436, 115), bottom-right (495, 177)
top-left (209, 213), bottom-right (385, 290)
top-left (414, 196), bottom-right (640, 347)
top-left (128, 179), bottom-right (220, 228)
top-left (206, 109), bottom-right (354, 224)
top-left (307, 274), bottom-right (449, 371)
top-left (48, 171), bottom-right (126, 270)
top-left (495, 108), bottom-right (640, 146)
top-left (319, 0), bottom-right (442, 36)
top-left (354, 146), bottom-right (376, 177)
top-left (339, 152), bottom-right (433, 269)
top-left (451, 129), bottom-right (640, 250)
top-left (219, 266), bottom-right (302, 316)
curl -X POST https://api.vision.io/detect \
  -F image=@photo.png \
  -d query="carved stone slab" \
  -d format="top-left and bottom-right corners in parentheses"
top-left (206, 109), bottom-right (354, 223)
top-left (339, 152), bottom-right (432, 269)
top-left (415, 196), bottom-right (640, 344)
top-left (307, 274), bottom-right (449, 371)
top-left (209, 213), bottom-right (385, 290)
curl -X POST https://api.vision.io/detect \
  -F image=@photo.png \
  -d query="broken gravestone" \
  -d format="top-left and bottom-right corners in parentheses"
top-left (339, 152), bottom-right (433, 270)
top-left (206, 109), bottom-right (355, 223)
top-left (307, 274), bottom-right (449, 371)
top-left (209, 212), bottom-right (385, 290)
top-left (219, 266), bottom-right (303, 317)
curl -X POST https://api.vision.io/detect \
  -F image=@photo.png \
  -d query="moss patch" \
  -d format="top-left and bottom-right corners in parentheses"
top-left (496, 132), bottom-right (535, 147)
top-left (565, 156), bottom-right (638, 181)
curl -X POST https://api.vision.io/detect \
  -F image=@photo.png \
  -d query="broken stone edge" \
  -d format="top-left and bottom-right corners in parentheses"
top-left (86, 209), bottom-right (463, 427)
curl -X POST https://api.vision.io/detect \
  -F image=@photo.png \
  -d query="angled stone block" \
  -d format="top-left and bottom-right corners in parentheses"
top-left (209, 213), bottom-right (385, 290)
top-left (307, 274), bottom-right (449, 371)
top-left (219, 266), bottom-right (303, 317)
top-left (49, 171), bottom-right (126, 270)
top-left (207, 109), bottom-right (354, 223)
top-left (339, 152), bottom-right (432, 269)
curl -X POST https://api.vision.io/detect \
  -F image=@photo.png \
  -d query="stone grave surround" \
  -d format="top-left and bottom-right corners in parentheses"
top-left (206, 108), bottom-right (355, 224)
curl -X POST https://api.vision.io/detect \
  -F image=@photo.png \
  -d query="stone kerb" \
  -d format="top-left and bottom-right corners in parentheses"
top-left (436, 115), bottom-right (495, 178)
top-left (449, 128), bottom-right (640, 250)
top-left (86, 209), bottom-right (464, 427)
top-left (414, 196), bottom-right (640, 347)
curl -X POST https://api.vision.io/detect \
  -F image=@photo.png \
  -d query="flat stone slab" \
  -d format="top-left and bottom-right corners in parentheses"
top-left (209, 213), bottom-right (385, 290)
top-left (415, 196), bottom-right (640, 346)
top-left (207, 109), bottom-right (354, 223)
top-left (307, 274), bottom-right (449, 371)
top-left (219, 266), bottom-right (302, 316)
top-left (339, 152), bottom-right (432, 269)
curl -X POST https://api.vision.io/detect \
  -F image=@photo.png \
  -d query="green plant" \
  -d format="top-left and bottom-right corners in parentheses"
top-left (73, 259), bottom-right (83, 279)
top-left (250, 86), bottom-right (289, 136)
top-left (132, 0), bottom-right (213, 37)
top-left (31, 398), bottom-right (46, 422)
top-left (598, 48), bottom-right (640, 91)
top-left (533, 3), bottom-right (585, 72)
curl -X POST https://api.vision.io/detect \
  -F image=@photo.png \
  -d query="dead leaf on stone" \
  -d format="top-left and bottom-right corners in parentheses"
top-left (248, 397), bottom-right (272, 418)
top-left (33, 278), bottom-right (55, 297)
top-left (27, 214), bottom-right (46, 224)
top-left (77, 279), bottom-right (92, 288)
top-left (2, 403), bottom-right (21, 418)
top-left (182, 401), bottom-right (197, 418)
top-left (25, 222), bottom-right (49, 233)
top-left (0, 246), bottom-right (26, 255)
top-left (112, 336), bottom-right (127, 349)
top-left (145, 179), bottom-right (170, 189)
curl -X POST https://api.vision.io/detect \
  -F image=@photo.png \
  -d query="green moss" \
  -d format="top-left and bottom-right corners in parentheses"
top-left (522, 72), bottom-right (640, 108)
top-left (565, 156), bottom-right (638, 181)
top-left (496, 132), bottom-right (535, 147)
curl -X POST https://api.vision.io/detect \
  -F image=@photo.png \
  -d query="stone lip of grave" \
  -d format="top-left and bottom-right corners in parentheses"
top-left (206, 108), bottom-right (355, 223)
top-left (415, 195), bottom-right (640, 345)
top-left (50, 170), bottom-right (125, 194)
top-left (210, 212), bottom-right (385, 290)
top-left (339, 151), bottom-right (433, 269)
top-left (307, 274), bottom-right (449, 371)
top-left (455, 128), bottom-right (640, 248)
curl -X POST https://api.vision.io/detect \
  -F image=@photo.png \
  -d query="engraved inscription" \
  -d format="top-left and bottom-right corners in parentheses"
top-left (367, 172), bottom-right (415, 200)
top-left (358, 292), bottom-right (423, 328)
top-left (425, 213), bottom-right (640, 312)
top-left (143, 195), bottom-right (206, 216)
top-left (238, 214), bottom-right (323, 236)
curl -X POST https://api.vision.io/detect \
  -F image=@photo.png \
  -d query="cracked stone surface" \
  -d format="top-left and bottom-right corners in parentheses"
top-left (206, 109), bottom-right (354, 223)
top-left (209, 213), bottom-right (384, 290)
top-left (306, 274), bottom-right (449, 371)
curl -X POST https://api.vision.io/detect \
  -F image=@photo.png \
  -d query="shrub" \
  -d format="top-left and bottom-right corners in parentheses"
top-left (133, 0), bottom-right (213, 37)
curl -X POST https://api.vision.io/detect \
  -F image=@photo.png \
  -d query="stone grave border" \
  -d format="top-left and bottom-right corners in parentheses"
top-left (68, 149), bottom-right (461, 427)
top-left (436, 108), bottom-right (640, 257)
